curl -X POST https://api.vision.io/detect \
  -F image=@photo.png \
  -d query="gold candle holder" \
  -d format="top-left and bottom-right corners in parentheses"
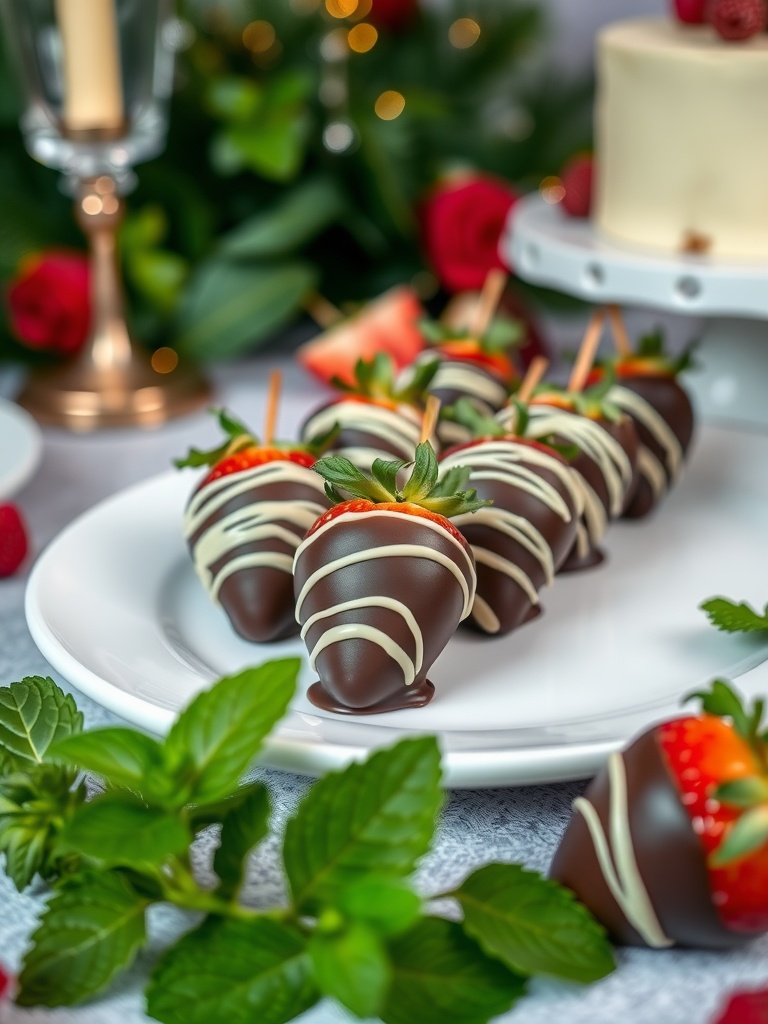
top-left (17, 175), bottom-right (211, 431)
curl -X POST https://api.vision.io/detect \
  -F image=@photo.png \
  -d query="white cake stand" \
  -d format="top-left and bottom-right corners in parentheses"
top-left (501, 194), bottom-right (768, 428)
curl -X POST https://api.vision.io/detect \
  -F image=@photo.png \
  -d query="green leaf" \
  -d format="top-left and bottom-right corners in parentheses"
top-left (207, 77), bottom-right (263, 122)
top-left (454, 863), bottom-right (615, 983)
top-left (309, 921), bottom-right (390, 1019)
top-left (283, 736), bottom-right (443, 912)
top-left (176, 261), bottom-right (317, 361)
top-left (56, 796), bottom-right (189, 868)
top-left (336, 875), bottom-right (421, 936)
top-left (147, 917), bottom-right (318, 1024)
top-left (49, 728), bottom-right (166, 795)
top-left (2, 818), bottom-right (48, 891)
top-left (401, 442), bottom-right (439, 503)
top-left (127, 249), bottom-right (188, 313)
top-left (16, 872), bottom-right (147, 1007)
top-left (188, 778), bottom-right (267, 830)
top-left (685, 679), bottom-right (751, 738)
top-left (381, 917), bottom-right (526, 1024)
top-left (214, 782), bottom-right (270, 899)
top-left (225, 112), bottom-right (311, 183)
top-left (715, 776), bottom-right (768, 809)
top-left (710, 805), bottom-right (768, 867)
top-left (371, 458), bottom-right (406, 497)
top-left (0, 677), bottom-right (83, 768)
top-left (700, 597), bottom-right (768, 634)
top-left (217, 178), bottom-right (345, 260)
top-left (163, 660), bottom-right (299, 805)
top-left (313, 453), bottom-right (395, 503)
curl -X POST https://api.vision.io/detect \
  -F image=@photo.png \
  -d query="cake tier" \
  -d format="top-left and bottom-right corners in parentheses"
top-left (595, 17), bottom-right (768, 259)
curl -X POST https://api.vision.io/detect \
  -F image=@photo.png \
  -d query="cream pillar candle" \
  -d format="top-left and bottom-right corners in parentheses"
top-left (55, 0), bottom-right (124, 132)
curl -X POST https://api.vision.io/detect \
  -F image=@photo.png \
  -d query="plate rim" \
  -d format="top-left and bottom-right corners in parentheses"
top-left (24, 464), bottom-right (768, 788)
top-left (0, 398), bottom-right (42, 500)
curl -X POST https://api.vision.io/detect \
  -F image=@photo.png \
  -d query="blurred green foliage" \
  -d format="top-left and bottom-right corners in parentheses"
top-left (0, 0), bottom-right (592, 363)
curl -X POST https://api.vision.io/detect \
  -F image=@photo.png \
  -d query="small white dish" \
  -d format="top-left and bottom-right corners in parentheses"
top-left (25, 422), bottom-right (768, 787)
top-left (0, 399), bottom-right (42, 500)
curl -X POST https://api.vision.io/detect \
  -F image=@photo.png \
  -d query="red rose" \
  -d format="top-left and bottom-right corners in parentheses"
top-left (421, 175), bottom-right (519, 294)
top-left (0, 962), bottom-right (11, 1001)
top-left (6, 250), bottom-right (91, 356)
top-left (368, 0), bottom-right (418, 32)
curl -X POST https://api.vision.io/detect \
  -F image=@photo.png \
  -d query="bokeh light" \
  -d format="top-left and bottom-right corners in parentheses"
top-left (348, 23), bottom-right (378, 52)
top-left (326, 0), bottom-right (358, 18)
top-left (243, 20), bottom-right (276, 53)
top-left (375, 90), bottom-right (405, 120)
top-left (323, 121), bottom-right (356, 152)
top-left (151, 348), bottom-right (179, 374)
top-left (448, 18), bottom-right (481, 48)
top-left (539, 175), bottom-right (566, 204)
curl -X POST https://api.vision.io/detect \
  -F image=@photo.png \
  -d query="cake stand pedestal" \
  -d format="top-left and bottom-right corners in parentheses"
top-left (501, 195), bottom-right (768, 429)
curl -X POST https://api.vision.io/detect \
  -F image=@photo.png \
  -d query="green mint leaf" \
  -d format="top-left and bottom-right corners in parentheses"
top-left (309, 920), bottom-right (390, 1019)
top-left (56, 795), bottom-right (189, 868)
top-left (0, 677), bottom-right (83, 768)
top-left (163, 659), bottom-right (298, 805)
top-left (283, 736), bottom-right (443, 912)
top-left (700, 597), bottom-right (768, 634)
top-left (188, 778), bottom-right (268, 830)
top-left (214, 782), bottom-right (270, 900)
top-left (454, 863), bottom-right (615, 983)
top-left (49, 728), bottom-right (166, 798)
top-left (16, 871), bottom-right (147, 1007)
top-left (685, 679), bottom-right (751, 738)
top-left (715, 776), bottom-right (768, 809)
top-left (381, 917), bottom-right (526, 1024)
top-left (710, 805), bottom-right (768, 867)
top-left (1, 817), bottom-right (48, 891)
top-left (147, 917), bottom-right (318, 1024)
top-left (401, 442), bottom-right (439, 503)
top-left (336, 875), bottom-right (421, 936)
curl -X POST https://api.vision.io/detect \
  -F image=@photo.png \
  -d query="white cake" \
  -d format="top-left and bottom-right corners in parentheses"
top-left (595, 17), bottom-right (768, 259)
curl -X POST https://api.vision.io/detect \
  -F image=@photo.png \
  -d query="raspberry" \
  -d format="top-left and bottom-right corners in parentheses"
top-left (672, 0), bottom-right (708, 22)
top-left (710, 0), bottom-right (767, 40)
top-left (0, 503), bottom-right (29, 577)
top-left (713, 988), bottom-right (768, 1024)
top-left (560, 154), bottom-right (594, 218)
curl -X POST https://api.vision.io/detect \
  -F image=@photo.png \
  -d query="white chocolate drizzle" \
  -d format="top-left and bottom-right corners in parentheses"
top-left (440, 441), bottom-right (583, 620)
top-left (431, 361), bottom-right (508, 408)
top-left (573, 752), bottom-right (674, 949)
top-left (609, 385), bottom-right (683, 481)
top-left (184, 461), bottom-right (327, 602)
top-left (301, 400), bottom-right (423, 466)
top-left (293, 509), bottom-right (476, 686)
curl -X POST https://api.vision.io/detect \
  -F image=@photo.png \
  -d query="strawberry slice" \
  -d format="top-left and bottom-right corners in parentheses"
top-left (296, 286), bottom-right (426, 387)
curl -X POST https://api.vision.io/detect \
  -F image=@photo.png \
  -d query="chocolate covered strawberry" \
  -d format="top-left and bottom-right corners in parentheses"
top-left (551, 680), bottom-right (768, 948)
top-left (497, 381), bottom-right (639, 572)
top-left (440, 400), bottom-right (583, 635)
top-left (409, 315), bottom-right (521, 448)
top-left (588, 330), bottom-right (695, 519)
top-left (293, 442), bottom-right (485, 714)
top-left (300, 352), bottom-right (439, 469)
top-left (177, 409), bottom-right (332, 643)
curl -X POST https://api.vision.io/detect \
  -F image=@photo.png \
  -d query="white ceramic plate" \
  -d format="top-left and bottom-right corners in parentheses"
top-left (25, 422), bottom-right (768, 787)
top-left (0, 399), bottom-right (42, 500)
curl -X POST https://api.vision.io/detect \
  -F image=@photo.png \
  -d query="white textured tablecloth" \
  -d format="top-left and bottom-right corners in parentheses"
top-left (1, 354), bottom-right (767, 1024)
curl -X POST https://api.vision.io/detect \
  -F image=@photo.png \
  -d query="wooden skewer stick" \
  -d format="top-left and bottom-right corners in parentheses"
top-left (516, 356), bottom-right (549, 405)
top-left (568, 308), bottom-right (605, 393)
top-left (606, 304), bottom-right (632, 358)
top-left (263, 370), bottom-right (282, 447)
top-left (420, 394), bottom-right (441, 444)
top-left (469, 268), bottom-right (507, 339)
top-left (303, 291), bottom-right (345, 329)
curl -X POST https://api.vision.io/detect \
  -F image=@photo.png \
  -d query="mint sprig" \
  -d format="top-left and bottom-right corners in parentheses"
top-left (701, 596), bottom-right (768, 634)
top-left (2, 669), bottom-right (615, 1020)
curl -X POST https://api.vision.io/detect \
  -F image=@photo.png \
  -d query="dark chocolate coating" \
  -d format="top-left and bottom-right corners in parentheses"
top-left (550, 728), bottom-right (745, 950)
top-left (294, 513), bottom-right (473, 712)
top-left (187, 472), bottom-right (329, 643)
top-left (445, 441), bottom-right (579, 636)
top-left (618, 376), bottom-right (695, 520)
top-left (557, 414), bottom-right (639, 573)
top-left (299, 398), bottom-right (423, 466)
